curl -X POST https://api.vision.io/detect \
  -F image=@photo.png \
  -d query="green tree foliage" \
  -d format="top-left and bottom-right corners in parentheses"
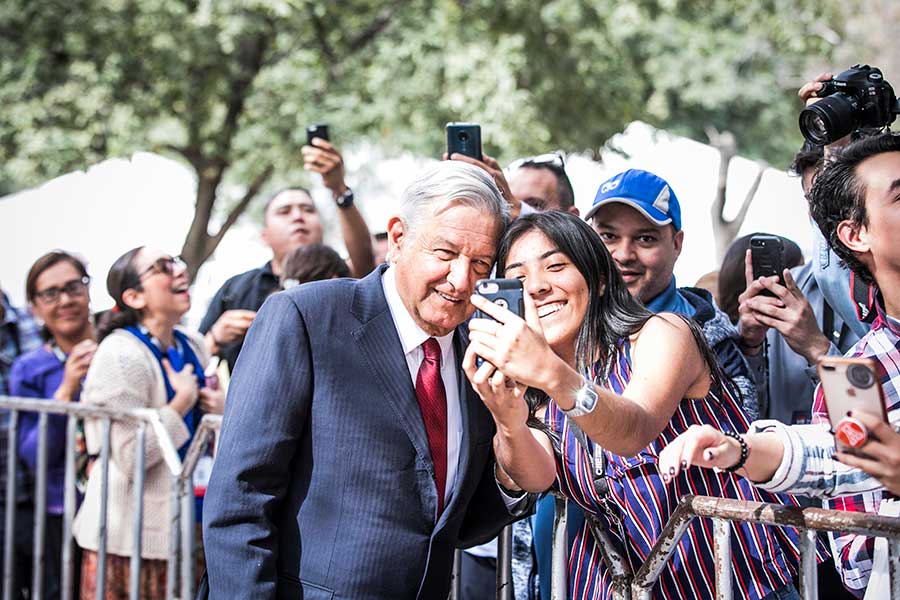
top-left (0, 0), bottom-right (843, 276)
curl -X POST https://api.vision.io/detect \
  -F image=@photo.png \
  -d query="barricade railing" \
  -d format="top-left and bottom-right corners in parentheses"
top-left (0, 395), bottom-right (184, 600)
top-left (630, 495), bottom-right (900, 600)
top-left (173, 415), bottom-right (221, 600)
top-left (462, 493), bottom-right (900, 600)
top-left (12, 394), bottom-right (898, 600)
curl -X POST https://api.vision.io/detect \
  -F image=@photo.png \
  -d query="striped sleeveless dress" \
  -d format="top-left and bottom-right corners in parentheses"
top-left (547, 338), bottom-right (810, 600)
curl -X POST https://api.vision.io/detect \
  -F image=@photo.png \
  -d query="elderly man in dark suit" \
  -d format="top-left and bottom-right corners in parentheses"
top-left (202, 160), bottom-right (522, 599)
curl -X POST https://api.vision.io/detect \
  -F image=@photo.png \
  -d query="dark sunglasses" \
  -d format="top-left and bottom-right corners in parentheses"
top-left (34, 276), bottom-right (91, 305)
top-left (139, 256), bottom-right (187, 280)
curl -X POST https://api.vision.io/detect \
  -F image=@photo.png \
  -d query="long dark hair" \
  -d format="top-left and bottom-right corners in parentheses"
top-left (96, 247), bottom-right (144, 342)
top-left (496, 212), bottom-right (727, 408)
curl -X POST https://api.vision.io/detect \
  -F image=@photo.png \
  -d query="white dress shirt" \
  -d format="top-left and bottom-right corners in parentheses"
top-left (382, 266), bottom-right (463, 508)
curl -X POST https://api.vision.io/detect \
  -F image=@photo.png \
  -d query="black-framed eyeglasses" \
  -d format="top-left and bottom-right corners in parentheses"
top-left (139, 256), bottom-right (186, 280)
top-left (507, 151), bottom-right (566, 172)
top-left (34, 276), bottom-right (91, 305)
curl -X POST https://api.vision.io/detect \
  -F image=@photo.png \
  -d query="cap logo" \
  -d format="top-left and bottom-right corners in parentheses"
top-left (653, 185), bottom-right (670, 214)
top-left (600, 179), bottom-right (620, 194)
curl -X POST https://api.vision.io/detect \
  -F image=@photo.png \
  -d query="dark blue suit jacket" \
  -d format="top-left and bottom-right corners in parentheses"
top-left (202, 266), bottom-right (512, 599)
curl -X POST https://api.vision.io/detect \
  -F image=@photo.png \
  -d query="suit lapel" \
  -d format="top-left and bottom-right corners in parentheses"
top-left (350, 267), bottom-right (434, 481)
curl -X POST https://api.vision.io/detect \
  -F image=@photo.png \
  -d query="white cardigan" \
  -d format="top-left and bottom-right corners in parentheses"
top-left (73, 327), bottom-right (209, 560)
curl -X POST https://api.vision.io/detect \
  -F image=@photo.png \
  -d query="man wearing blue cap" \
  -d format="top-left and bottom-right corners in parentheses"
top-left (586, 168), bottom-right (758, 417)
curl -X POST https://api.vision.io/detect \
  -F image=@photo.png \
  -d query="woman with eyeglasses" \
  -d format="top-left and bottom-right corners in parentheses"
top-left (73, 247), bottom-right (224, 599)
top-left (9, 250), bottom-right (96, 599)
top-left (463, 212), bottom-right (815, 600)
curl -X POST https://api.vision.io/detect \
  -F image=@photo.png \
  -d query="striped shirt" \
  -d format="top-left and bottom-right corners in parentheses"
top-left (806, 294), bottom-right (900, 597)
top-left (548, 337), bottom-right (813, 600)
top-left (752, 419), bottom-right (889, 498)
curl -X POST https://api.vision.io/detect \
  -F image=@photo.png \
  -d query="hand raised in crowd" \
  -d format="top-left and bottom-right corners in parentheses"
top-left (466, 288), bottom-right (559, 393)
top-left (743, 256), bottom-right (831, 364)
top-left (207, 309), bottom-right (256, 353)
top-left (798, 72), bottom-right (834, 106)
top-left (657, 424), bottom-right (782, 485)
top-left (462, 346), bottom-right (529, 431)
top-left (445, 152), bottom-right (522, 220)
top-left (798, 72), bottom-right (852, 154)
top-left (835, 411), bottom-right (900, 497)
top-left (737, 249), bottom-right (772, 353)
top-left (162, 359), bottom-right (199, 416)
top-left (302, 138), bottom-right (348, 196)
top-left (658, 424), bottom-right (742, 481)
top-left (55, 339), bottom-right (98, 402)
top-left (198, 387), bottom-right (226, 415)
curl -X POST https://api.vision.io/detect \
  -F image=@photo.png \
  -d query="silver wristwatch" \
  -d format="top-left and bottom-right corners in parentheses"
top-left (561, 378), bottom-right (599, 418)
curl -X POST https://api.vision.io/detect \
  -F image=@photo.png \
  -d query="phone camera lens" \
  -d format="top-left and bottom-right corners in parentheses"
top-left (846, 364), bottom-right (875, 389)
top-left (458, 132), bottom-right (469, 142)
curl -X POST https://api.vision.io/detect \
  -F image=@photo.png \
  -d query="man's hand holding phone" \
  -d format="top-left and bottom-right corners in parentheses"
top-left (834, 410), bottom-right (900, 496)
top-left (444, 122), bottom-right (521, 220)
top-left (302, 127), bottom-right (348, 197)
top-left (738, 250), bottom-right (830, 363)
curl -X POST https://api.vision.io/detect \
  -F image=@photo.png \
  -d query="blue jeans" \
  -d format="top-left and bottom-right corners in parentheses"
top-left (761, 583), bottom-right (801, 600)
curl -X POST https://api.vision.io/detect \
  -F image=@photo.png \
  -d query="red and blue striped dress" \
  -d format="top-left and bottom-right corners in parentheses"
top-left (547, 338), bottom-right (809, 600)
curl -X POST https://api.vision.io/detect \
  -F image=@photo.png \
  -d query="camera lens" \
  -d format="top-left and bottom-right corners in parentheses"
top-left (458, 132), bottom-right (469, 142)
top-left (846, 364), bottom-right (875, 389)
top-left (799, 94), bottom-right (858, 144)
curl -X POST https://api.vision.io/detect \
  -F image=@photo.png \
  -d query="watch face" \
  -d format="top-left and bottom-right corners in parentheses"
top-left (577, 384), bottom-right (598, 411)
top-left (337, 189), bottom-right (354, 208)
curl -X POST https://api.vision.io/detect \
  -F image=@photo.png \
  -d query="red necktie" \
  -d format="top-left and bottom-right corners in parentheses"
top-left (415, 338), bottom-right (448, 516)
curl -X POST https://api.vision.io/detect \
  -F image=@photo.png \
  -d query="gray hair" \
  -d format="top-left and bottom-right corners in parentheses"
top-left (397, 161), bottom-right (509, 240)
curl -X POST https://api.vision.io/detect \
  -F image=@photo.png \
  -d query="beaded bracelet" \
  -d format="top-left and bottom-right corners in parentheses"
top-left (722, 430), bottom-right (749, 473)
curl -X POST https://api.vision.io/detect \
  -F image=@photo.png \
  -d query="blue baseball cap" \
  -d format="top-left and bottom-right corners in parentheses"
top-left (584, 169), bottom-right (681, 231)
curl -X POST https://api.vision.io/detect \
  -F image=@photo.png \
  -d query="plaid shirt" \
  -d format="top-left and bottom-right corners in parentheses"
top-left (0, 294), bottom-right (43, 507)
top-left (804, 293), bottom-right (900, 598)
top-left (1, 294), bottom-right (43, 395)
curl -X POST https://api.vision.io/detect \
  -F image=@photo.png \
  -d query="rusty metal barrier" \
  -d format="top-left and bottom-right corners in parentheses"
top-left (616, 494), bottom-right (900, 600)
top-left (476, 493), bottom-right (900, 600)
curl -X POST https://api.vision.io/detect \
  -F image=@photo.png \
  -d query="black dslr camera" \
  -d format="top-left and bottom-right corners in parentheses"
top-left (799, 64), bottom-right (900, 145)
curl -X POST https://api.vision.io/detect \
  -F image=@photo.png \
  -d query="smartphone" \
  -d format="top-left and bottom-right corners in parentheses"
top-left (306, 124), bottom-right (329, 145)
top-left (817, 356), bottom-right (889, 454)
top-left (474, 278), bottom-right (524, 367)
top-left (446, 122), bottom-right (483, 161)
top-left (750, 234), bottom-right (785, 297)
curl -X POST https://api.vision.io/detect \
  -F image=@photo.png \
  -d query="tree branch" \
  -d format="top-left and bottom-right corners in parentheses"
top-left (218, 28), bottom-right (271, 157)
top-left (206, 164), bottom-right (274, 258)
top-left (347, 6), bottom-right (397, 54)
top-left (306, 5), bottom-right (337, 69)
top-left (731, 162), bottom-right (766, 227)
top-left (706, 126), bottom-right (736, 226)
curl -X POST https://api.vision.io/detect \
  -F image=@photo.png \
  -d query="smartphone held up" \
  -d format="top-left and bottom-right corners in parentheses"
top-left (446, 122), bottom-right (482, 161)
top-left (817, 356), bottom-right (889, 454)
top-left (750, 235), bottom-right (785, 297)
top-left (474, 278), bottom-right (524, 368)
top-left (306, 124), bottom-right (329, 146)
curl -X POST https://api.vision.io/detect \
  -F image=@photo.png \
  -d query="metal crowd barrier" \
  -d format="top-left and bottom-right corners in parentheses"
top-left (174, 415), bottom-right (221, 600)
top-left (472, 493), bottom-right (900, 600)
top-left (630, 495), bottom-right (900, 600)
top-left (8, 393), bottom-right (900, 600)
top-left (0, 396), bottom-right (222, 600)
